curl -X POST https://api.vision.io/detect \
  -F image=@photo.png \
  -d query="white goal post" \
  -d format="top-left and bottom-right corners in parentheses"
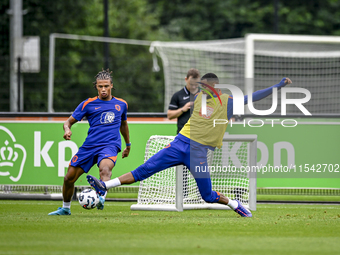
top-left (131, 134), bottom-right (257, 212)
top-left (244, 33), bottom-right (340, 114)
top-left (47, 33), bottom-right (151, 112)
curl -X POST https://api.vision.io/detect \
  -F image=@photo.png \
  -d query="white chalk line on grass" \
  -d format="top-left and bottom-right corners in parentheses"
top-left (0, 201), bottom-right (128, 206)
top-left (259, 205), bottom-right (340, 209)
top-left (0, 201), bottom-right (339, 210)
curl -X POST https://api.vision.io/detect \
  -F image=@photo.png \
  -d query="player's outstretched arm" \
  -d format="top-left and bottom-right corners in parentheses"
top-left (244, 77), bottom-right (292, 104)
top-left (120, 120), bottom-right (131, 158)
top-left (63, 116), bottom-right (77, 140)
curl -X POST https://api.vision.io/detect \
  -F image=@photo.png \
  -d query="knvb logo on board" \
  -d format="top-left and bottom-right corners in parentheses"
top-left (198, 82), bottom-right (311, 127)
top-left (0, 125), bottom-right (80, 183)
top-left (0, 126), bottom-right (27, 182)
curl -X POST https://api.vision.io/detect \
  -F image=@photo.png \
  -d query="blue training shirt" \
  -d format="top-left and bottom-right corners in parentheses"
top-left (72, 96), bottom-right (128, 150)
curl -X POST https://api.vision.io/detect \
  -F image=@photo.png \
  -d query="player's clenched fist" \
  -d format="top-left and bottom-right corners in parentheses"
top-left (284, 78), bottom-right (292, 85)
top-left (122, 147), bottom-right (130, 158)
top-left (63, 129), bottom-right (72, 140)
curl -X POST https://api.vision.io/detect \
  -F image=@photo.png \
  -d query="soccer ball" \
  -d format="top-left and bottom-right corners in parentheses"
top-left (78, 188), bottom-right (99, 209)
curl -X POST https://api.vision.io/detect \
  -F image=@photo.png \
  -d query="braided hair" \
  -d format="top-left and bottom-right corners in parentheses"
top-left (93, 68), bottom-right (115, 90)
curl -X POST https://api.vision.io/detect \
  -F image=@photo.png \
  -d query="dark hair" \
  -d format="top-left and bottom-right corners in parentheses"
top-left (93, 68), bottom-right (114, 89)
top-left (186, 68), bottom-right (200, 79)
top-left (201, 73), bottom-right (219, 83)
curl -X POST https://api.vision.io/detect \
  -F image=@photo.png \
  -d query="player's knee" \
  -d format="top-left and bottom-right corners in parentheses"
top-left (64, 174), bottom-right (75, 185)
top-left (99, 166), bottom-right (112, 178)
top-left (99, 165), bottom-right (110, 173)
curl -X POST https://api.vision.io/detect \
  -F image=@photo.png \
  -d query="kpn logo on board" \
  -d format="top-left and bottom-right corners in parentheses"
top-left (0, 126), bottom-right (26, 182)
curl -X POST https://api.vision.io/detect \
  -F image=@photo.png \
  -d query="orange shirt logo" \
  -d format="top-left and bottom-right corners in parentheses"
top-left (199, 106), bottom-right (214, 119)
top-left (115, 105), bottom-right (121, 111)
top-left (72, 155), bottom-right (78, 163)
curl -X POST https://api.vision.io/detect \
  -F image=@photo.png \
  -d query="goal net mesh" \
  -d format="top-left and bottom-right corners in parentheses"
top-left (135, 135), bottom-right (251, 208)
top-left (151, 38), bottom-right (340, 114)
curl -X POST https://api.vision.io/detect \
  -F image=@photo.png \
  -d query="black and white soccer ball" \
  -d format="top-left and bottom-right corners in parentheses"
top-left (78, 188), bottom-right (99, 209)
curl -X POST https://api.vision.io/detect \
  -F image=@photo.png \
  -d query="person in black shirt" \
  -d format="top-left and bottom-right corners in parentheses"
top-left (167, 68), bottom-right (200, 133)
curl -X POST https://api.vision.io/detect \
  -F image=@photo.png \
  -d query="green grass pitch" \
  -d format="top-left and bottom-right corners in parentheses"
top-left (0, 201), bottom-right (339, 255)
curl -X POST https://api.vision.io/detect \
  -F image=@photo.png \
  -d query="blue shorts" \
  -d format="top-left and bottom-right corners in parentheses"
top-left (70, 145), bottom-right (119, 173)
top-left (131, 134), bottom-right (220, 203)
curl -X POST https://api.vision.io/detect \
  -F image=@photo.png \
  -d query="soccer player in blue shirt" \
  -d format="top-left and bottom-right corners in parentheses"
top-left (49, 69), bottom-right (131, 215)
top-left (88, 73), bottom-right (292, 217)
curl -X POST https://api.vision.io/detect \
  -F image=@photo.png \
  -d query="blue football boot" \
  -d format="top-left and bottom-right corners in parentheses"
top-left (48, 207), bottom-right (71, 216)
top-left (97, 196), bottom-right (105, 210)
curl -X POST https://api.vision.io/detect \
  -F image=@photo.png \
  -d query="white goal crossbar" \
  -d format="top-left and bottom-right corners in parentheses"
top-left (131, 134), bottom-right (257, 212)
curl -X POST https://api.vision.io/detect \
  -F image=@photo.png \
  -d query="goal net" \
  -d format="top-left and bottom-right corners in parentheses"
top-left (150, 34), bottom-right (340, 114)
top-left (130, 134), bottom-right (257, 211)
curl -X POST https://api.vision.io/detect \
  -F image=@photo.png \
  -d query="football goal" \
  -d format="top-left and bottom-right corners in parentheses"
top-left (130, 134), bottom-right (257, 212)
top-left (150, 34), bottom-right (340, 114)
top-left (48, 33), bottom-right (340, 114)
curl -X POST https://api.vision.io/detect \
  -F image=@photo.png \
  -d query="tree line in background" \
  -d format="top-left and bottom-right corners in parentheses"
top-left (0, 0), bottom-right (339, 112)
